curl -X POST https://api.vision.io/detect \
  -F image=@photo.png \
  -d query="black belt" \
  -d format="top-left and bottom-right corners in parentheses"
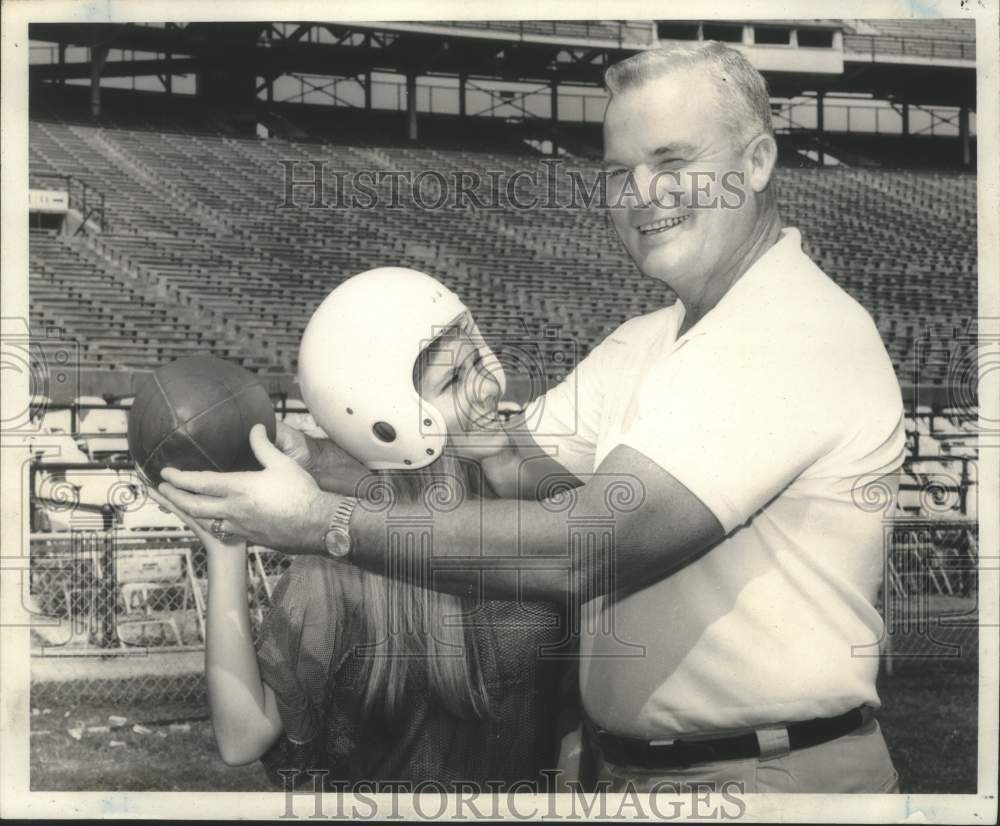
top-left (585, 706), bottom-right (871, 770)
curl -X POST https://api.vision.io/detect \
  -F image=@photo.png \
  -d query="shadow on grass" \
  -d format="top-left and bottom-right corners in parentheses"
top-left (877, 658), bottom-right (978, 794)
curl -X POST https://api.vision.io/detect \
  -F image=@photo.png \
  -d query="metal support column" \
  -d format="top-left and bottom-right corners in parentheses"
top-left (551, 79), bottom-right (559, 156)
top-left (815, 91), bottom-right (825, 166)
top-left (959, 105), bottom-right (971, 167)
top-left (406, 72), bottom-right (418, 141)
top-left (89, 44), bottom-right (110, 118)
top-left (99, 513), bottom-right (119, 649)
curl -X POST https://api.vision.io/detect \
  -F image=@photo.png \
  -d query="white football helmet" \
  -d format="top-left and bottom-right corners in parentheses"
top-left (298, 267), bottom-right (504, 470)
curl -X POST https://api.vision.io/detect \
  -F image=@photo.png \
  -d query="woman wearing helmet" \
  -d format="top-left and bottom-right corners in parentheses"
top-left (153, 268), bottom-right (572, 791)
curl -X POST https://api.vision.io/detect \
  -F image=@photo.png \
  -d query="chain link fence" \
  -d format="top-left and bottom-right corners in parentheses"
top-left (28, 515), bottom-right (981, 707)
top-left (29, 529), bottom-right (289, 706)
top-left (876, 519), bottom-right (981, 674)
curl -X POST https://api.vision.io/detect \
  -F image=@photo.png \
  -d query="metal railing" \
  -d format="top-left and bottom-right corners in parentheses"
top-left (429, 20), bottom-right (652, 48)
top-left (772, 100), bottom-right (973, 137)
top-left (30, 402), bottom-right (128, 437)
top-left (31, 396), bottom-right (309, 438)
top-left (843, 33), bottom-right (975, 62)
top-left (274, 74), bottom-right (609, 123)
top-left (69, 177), bottom-right (107, 233)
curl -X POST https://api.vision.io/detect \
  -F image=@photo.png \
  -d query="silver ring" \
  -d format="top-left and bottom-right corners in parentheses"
top-left (210, 518), bottom-right (229, 540)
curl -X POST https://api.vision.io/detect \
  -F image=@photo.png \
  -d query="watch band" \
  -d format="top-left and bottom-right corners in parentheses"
top-left (324, 496), bottom-right (358, 558)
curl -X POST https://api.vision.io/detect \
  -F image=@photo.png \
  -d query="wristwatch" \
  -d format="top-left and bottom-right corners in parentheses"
top-left (323, 497), bottom-right (358, 559)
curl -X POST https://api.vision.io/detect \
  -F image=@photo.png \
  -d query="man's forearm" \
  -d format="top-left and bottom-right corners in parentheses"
top-left (298, 445), bottom-right (723, 604)
top-left (349, 493), bottom-right (579, 602)
top-left (320, 479), bottom-right (702, 603)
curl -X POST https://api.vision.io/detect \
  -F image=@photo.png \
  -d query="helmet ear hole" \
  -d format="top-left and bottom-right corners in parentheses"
top-left (372, 421), bottom-right (397, 443)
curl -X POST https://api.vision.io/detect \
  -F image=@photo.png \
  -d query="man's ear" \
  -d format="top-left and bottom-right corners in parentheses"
top-left (745, 133), bottom-right (778, 193)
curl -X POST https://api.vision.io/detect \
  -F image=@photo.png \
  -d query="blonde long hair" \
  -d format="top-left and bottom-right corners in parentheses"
top-left (356, 450), bottom-right (492, 726)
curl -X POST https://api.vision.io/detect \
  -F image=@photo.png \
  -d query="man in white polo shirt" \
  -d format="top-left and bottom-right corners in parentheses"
top-left (158, 41), bottom-right (905, 794)
top-left (524, 42), bottom-right (905, 792)
top-left (536, 224), bottom-right (905, 792)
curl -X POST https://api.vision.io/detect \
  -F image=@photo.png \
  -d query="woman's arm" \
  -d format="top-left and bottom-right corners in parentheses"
top-left (204, 538), bottom-right (284, 766)
top-left (148, 490), bottom-right (283, 765)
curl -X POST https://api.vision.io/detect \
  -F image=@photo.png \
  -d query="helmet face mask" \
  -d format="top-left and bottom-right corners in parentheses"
top-left (298, 268), bottom-right (506, 471)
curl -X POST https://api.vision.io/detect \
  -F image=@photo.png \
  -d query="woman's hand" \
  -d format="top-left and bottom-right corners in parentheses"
top-left (147, 487), bottom-right (245, 555)
top-left (275, 421), bottom-right (315, 473)
top-left (275, 421), bottom-right (370, 497)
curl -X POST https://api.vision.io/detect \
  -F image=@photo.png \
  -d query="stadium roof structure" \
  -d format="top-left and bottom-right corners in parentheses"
top-left (28, 19), bottom-right (976, 166)
top-left (29, 18), bottom-right (975, 103)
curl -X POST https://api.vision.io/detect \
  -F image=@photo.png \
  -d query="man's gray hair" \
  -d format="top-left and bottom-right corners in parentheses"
top-left (604, 42), bottom-right (774, 145)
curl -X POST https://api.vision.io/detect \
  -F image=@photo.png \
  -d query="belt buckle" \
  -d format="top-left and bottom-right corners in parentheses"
top-left (754, 725), bottom-right (791, 761)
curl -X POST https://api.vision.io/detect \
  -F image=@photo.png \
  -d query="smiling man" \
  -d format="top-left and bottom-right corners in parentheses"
top-left (158, 42), bottom-right (906, 794)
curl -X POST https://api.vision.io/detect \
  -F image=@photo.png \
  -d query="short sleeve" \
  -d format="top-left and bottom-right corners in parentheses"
top-left (616, 334), bottom-right (843, 533)
top-left (256, 556), bottom-right (355, 744)
top-left (523, 333), bottom-right (619, 479)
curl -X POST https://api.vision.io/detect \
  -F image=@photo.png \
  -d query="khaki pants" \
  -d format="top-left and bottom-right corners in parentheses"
top-left (580, 719), bottom-right (900, 794)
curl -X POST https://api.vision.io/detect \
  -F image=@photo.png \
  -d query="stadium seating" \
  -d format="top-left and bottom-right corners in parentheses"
top-left (841, 19), bottom-right (975, 61)
top-left (844, 18), bottom-right (975, 43)
top-left (797, 133), bottom-right (978, 171)
top-left (433, 20), bottom-right (654, 46)
top-left (26, 96), bottom-right (978, 521)
top-left (28, 114), bottom-right (976, 392)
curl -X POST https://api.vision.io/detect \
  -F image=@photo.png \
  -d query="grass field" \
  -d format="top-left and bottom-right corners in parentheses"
top-left (29, 701), bottom-right (267, 792)
top-left (877, 660), bottom-right (979, 793)
top-left (29, 661), bottom-right (979, 793)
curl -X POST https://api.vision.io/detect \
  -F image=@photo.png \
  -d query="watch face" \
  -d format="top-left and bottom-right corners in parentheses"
top-left (325, 528), bottom-right (350, 558)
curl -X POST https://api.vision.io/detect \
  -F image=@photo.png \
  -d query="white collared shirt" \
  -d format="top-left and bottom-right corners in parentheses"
top-left (526, 227), bottom-right (905, 737)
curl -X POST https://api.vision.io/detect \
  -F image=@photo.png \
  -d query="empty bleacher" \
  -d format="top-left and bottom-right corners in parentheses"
top-left (26, 96), bottom-right (980, 522)
top-left (29, 228), bottom-right (279, 372)
top-left (29, 111), bottom-right (976, 393)
top-left (431, 20), bottom-right (654, 45)
top-left (845, 18), bottom-right (975, 44)
top-left (841, 18), bottom-right (976, 61)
